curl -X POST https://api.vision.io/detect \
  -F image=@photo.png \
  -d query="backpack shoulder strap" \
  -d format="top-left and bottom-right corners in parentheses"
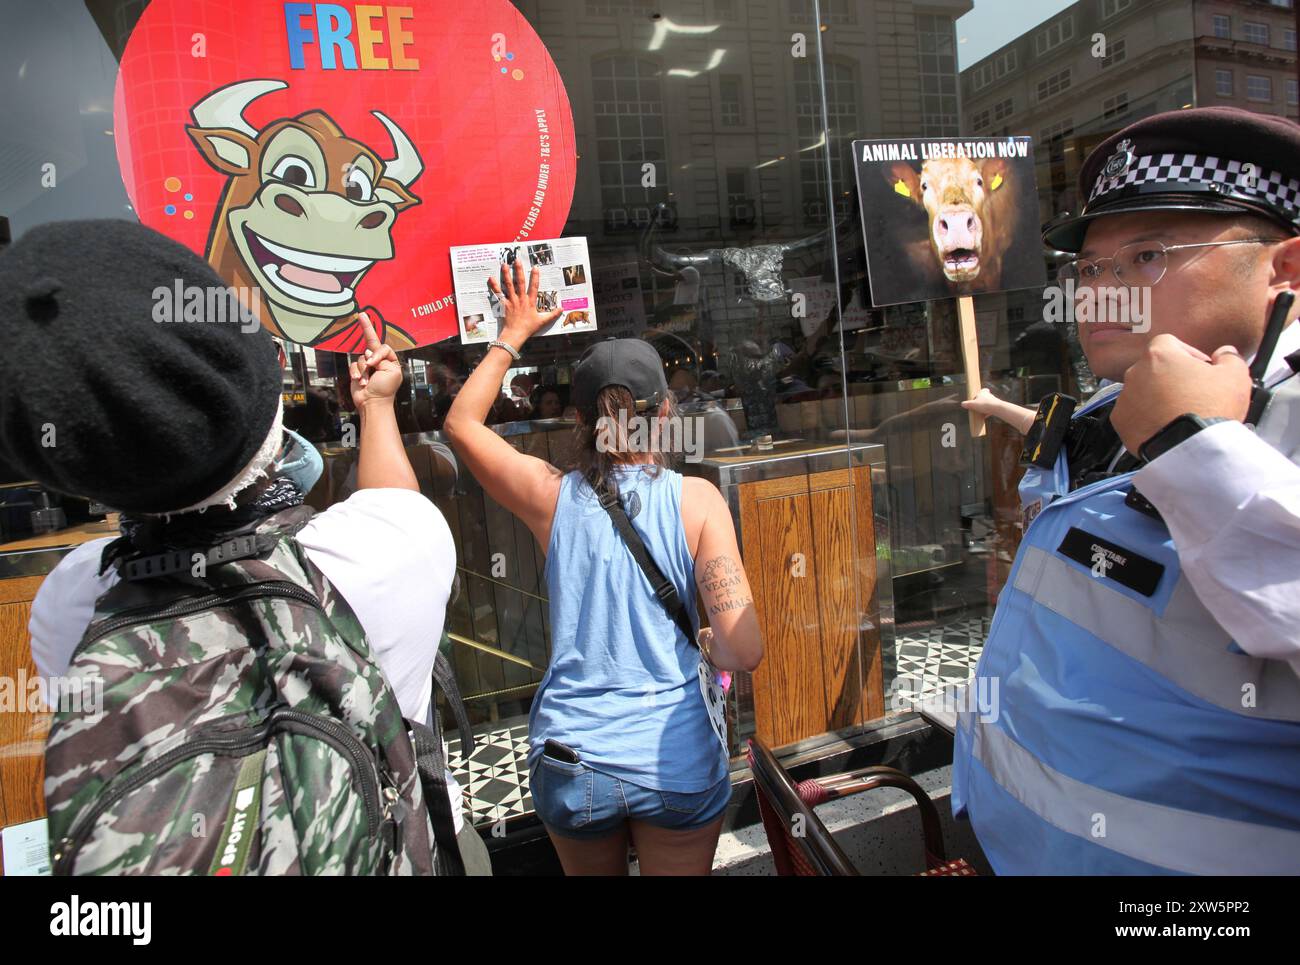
top-left (597, 486), bottom-right (697, 648)
top-left (100, 505), bottom-right (318, 583)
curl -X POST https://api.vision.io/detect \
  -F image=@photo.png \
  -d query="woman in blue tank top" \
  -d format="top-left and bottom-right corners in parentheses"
top-left (446, 262), bottom-right (763, 874)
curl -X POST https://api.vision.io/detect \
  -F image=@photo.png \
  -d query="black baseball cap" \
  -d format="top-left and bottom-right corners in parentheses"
top-left (571, 337), bottom-right (668, 414)
top-left (1043, 107), bottom-right (1300, 252)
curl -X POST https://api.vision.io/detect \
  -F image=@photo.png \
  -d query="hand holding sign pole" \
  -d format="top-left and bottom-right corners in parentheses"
top-left (958, 295), bottom-right (986, 437)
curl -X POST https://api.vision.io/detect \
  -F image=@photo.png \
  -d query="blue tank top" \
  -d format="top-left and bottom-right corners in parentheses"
top-left (528, 465), bottom-right (728, 791)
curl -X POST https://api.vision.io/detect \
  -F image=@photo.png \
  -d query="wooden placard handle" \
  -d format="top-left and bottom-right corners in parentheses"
top-left (957, 295), bottom-right (985, 438)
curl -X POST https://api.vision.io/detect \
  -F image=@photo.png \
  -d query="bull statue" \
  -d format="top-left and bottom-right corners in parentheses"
top-left (186, 79), bottom-right (423, 351)
top-left (886, 156), bottom-right (1012, 290)
top-left (640, 202), bottom-right (827, 304)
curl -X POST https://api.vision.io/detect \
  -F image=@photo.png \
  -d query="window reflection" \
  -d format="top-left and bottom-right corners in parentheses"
top-left (4, 0), bottom-right (1296, 834)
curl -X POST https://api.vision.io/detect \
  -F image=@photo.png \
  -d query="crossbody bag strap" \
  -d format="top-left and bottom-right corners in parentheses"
top-left (432, 650), bottom-right (476, 762)
top-left (597, 486), bottom-right (697, 648)
top-left (407, 717), bottom-right (466, 876)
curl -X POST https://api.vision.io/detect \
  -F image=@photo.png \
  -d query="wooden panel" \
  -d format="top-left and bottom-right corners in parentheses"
top-left (0, 516), bottom-right (118, 554)
top-left (0, 576), bottom-right (51, 877)
top-left (737, 462), bottom-right (884, 749)
top-left (812, 464), bottom-right (884, 730)
top-left (0, 577), bottom-right (44, 606)
top-left (809, 483), bottom-right (859, 730)
top-left (739, 476), bottom-right (826, 748)
top-left (808, 468), bottom-right (851, 492)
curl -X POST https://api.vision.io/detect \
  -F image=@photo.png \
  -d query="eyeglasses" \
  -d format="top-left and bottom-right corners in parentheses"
top-left (1057, 237), bottom-right (1285, 287)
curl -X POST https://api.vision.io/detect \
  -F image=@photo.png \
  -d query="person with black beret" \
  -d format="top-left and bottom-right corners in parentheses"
top-left (0, 219), bottom-right (488, 873)
top-left (952, 107), bottom-right (1300, 875)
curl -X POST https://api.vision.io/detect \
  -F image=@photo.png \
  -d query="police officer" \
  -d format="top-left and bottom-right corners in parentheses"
top-left (952, 107), bottom-right (1300, 874)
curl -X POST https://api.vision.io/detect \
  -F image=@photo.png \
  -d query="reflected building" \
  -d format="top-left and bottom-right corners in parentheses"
top-left (962, 0), bottom-right (1297, 233)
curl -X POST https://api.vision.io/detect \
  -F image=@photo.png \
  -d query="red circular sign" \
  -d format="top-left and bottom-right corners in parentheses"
top-left (114, 0), bottom-right (576, 350)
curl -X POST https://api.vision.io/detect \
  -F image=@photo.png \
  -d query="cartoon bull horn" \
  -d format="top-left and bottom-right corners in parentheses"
top-left (191, 78), bottom-right (288, 135)
top-left (371, 111), bottom-right (423, 187)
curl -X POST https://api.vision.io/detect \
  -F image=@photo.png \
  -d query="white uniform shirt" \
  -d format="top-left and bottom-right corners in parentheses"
top-left (28, 487), bottom-right (466, 832)
top-left (1135, 321), bottom-right (1300, 679)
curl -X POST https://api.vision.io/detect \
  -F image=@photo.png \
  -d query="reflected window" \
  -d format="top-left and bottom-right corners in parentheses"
top-left (1101, 37), bottom-right (1126, 68)
top-left (719, 74), bottom-right (743, 126)
top-left (1040, 118), bottom-right (1074, 142)
top-left (1242, 22), bottom-right (1270, 46)
top-left (592, 55), bottom-right (668, 233)
top-left (1037, 67), bottom-right (1072, 101)
top-left (585, 0), bottom-right (652, 16)
top-left (917, 13), bottom-right (959, 135)
top-left (1212, 14), bottom-right (1231, 39)
top-left (1247, 74), bottom-right (1273, 102)
top-left (788, 0), bottom-right (855, 26)
top-left (795, 58), bottom-right (857, 226)
top-left (1216, 68), bottom-right (1234, 97)
top-left (1034, 16), bottom-right (1075, 57)
top-left (726, 167), bottom-right (754, 227)
top-left (712, 0), bottom-right (738, 22)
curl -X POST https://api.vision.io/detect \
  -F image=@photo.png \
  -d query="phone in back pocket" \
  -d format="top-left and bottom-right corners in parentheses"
top-left (543, 739), bottom-right (581, 764)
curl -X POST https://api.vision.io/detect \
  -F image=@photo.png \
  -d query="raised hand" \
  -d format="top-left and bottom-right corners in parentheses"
top-left (487, 260), bottom-right (564, 345)
top-left (349, 311), bottom-right (404, 409)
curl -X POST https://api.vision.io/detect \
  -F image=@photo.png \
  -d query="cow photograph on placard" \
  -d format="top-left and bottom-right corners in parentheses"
top-left (853, 136), bottom-right (1046, 307)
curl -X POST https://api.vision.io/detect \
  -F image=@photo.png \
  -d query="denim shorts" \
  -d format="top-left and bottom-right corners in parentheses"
top-left (529, 755), bottom-right (732, 840)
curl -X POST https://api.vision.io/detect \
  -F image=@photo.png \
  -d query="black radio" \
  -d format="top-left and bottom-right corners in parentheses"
top-left (1020, 392), bottom-right (1078, 469)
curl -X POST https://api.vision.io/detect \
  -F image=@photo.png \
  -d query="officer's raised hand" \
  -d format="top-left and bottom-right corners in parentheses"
top-left (1110, 333), bottom-right (1252, 455)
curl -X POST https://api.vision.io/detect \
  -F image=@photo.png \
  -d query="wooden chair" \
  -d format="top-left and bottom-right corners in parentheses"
top-left (746, 737), bottom-right (976, 876)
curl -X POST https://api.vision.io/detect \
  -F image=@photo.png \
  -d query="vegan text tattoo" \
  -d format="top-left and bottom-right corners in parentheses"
top-left (701, 555), bottom-right (752, 617)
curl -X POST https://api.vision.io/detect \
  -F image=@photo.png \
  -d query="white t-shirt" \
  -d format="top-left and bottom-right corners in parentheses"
top-left (28, 487), bottom-right (466, 833)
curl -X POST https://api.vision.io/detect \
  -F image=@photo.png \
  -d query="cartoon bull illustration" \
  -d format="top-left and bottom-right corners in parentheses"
top-left (186, 79), bottom-right (422, 351)
top-left (886, 156), bottom-right (1012, 290)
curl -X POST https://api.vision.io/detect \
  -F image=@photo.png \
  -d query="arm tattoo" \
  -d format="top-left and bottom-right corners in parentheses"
top-left (700, 554), bottom-right (752, 617)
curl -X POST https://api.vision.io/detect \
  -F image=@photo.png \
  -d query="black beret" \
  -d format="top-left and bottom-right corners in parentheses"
top-left (0, 219), bottom-right (282, 513)
top-left (1044, 106), bottom-right (1300, 252)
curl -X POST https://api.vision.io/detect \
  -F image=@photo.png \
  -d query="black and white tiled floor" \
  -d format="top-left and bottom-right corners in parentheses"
top-left (447, 614), bottom-right (992, 828)
top-left (447, 721), bottom-right (532, 829)
top-left (888, 614), bottom-right (991, 707)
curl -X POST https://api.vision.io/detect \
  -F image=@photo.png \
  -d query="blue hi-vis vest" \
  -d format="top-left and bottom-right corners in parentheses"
top-left (952, 380), bottom-right (1300, 875)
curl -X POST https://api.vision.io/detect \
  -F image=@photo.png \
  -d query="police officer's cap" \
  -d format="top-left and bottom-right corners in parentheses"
top-left (1043, 107), bottom-right (1300, 253)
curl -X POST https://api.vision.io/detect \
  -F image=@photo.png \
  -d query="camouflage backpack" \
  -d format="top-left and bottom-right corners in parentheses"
top-left (44, 506), bottom-right (475, 876)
